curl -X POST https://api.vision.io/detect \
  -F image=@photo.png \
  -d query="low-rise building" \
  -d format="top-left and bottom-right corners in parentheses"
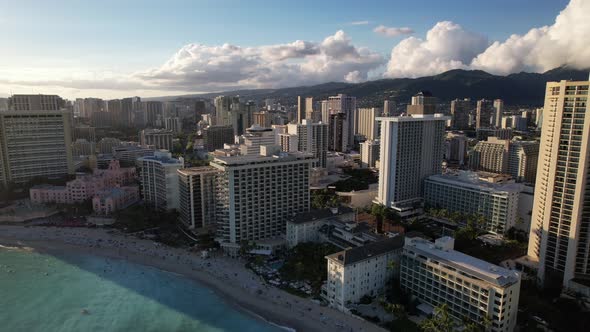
top-left (30, 160), bottom-right (135, 205)
top-left (325, 236), bottom-right (405, 311)
top-left (400, 236), bottom-right (521, 332)
top-left (285, 207), bottom-right (355, 248)
top-left (92, 186), bottom-right (140, 215)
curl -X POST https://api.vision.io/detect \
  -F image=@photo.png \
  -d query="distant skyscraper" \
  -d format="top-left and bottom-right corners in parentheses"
top-left (203, 125), bottom-right (234, 152)
top-left (445, 132), bottom-right (467, 166)
top-left (377, 109), bottom-right (447, 208)
top-left (407, 91), bottom-right (436, 115)
top-left (328, 113), bottom-right (347, 152)
top-left (297, 96), bottom-right (315, 124)
top-left (7, 94), bottom-right (65, 111)
top-left (328, 94), bottom-right (356, 150)
top-left (493, 99), bottom-right (504, 128)
top-left (508, 141), bottom-right (539, 184)
top-left (164, 117), bottom-right (182, 133)
top-left (476, 99), bottom-right (495, 129)
top-left (356, 108), bottom-right (381, 140)
top-left (140, 129), bottom-right (174, 151)
top-left (144, 101), bottom-right (164, 127)
top-left (469, 137), bottom-right (510, 174)
top-left (0, 109), bottom-right (74, 186)
top-left (528, 80), bottom-right (590, 289)
top-left (450, 98), bottom-right (472, 130)
top-left (287, 120), bottom-right (329, 168)
top-left (383, 100), bottom-right (396, 116)
top-left (360, 140), bottom-right (380, 168)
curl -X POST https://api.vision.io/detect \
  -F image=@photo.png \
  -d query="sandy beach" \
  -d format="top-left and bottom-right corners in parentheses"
top-left (0, 225), bottom-right (387, 332)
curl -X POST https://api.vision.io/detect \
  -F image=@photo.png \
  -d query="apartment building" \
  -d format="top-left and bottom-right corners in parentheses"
top-left (138, 150), bottom-right (184, 210)
top-left (0, 109), bottom-right (74, 186)
top-left (210, 146), bottom-right (315, 254)
top-left (139, 128), bottom-right (174, 151)
top-left (287, 120), bottom-right (329, 168)
top-left (360, 140), bottom-right (380, 169)
top-left (177, 167), bottom-right (220, 230)
top-left (203, 125), bottom-right (235, 152)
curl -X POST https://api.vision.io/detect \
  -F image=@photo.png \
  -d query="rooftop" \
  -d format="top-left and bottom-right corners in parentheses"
top-left (211, 151), bottom-right (314, 166)
top-left (326, 235), bottom-right (405, 266)
top-left (405, 237), bottom-right (520, 287)
top-left (288, 207), bottom-right (354, 224)
top-left (426, 171), bottom-right (523, 193)
top-left (178, 166), bottom-right (220, 176)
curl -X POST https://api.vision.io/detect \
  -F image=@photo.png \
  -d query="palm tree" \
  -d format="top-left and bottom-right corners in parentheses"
top-left (420, 304), bottom-right (456, 332)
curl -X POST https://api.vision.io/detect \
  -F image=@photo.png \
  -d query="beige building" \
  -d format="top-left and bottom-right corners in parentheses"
top-left (178, 167), bottom-right (220, 230)
top-left (355, 107), bottom-right (381, 140)
top-left (287, 120), bottom-right (329, 168)
top-left (360, 140), bottom-right (379, 168)
top-left (0, 109), bottom-right (74, 186)
top-left (528, 80), bottom-right (590, 289)
top-left (470, 137), bottom-right (510, 174)
top-left (377, 113), bottom-right (448, 208)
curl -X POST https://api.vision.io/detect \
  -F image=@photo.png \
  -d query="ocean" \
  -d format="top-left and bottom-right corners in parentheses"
top-left (0, 248), bottom-right (283, 332)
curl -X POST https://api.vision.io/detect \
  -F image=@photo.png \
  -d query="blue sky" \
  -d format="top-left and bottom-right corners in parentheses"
top-left (0, 0), bottom-right (579, 98)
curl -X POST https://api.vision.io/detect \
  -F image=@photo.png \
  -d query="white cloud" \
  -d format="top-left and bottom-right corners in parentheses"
top-left (135, 30), bottom-right (385, 91)
top-left (384, 21), bottom-right (488, 78)
top-left (350, 21), bottom-right (370, 25)
top-left (471, 0), bottom-right (590, 74)
top-left (385, 0), bottom-right (590, 78)
top-left (374, 25), bottom-right (414, 38)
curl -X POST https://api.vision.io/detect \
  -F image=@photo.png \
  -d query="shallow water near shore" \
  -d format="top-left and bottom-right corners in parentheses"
top-left (0, 248), bottom-right (283, 332)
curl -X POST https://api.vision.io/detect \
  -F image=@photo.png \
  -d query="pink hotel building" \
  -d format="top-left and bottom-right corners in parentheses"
top-left (30, 160), bottom-right (138, 215)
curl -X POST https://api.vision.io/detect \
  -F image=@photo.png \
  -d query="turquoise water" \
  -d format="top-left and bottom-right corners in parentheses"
top-left (0, 249), bottom-right (283, 332)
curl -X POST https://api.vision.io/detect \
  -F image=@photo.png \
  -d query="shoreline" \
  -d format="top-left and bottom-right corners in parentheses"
top-left (0, 226), bottom-right (386, 332)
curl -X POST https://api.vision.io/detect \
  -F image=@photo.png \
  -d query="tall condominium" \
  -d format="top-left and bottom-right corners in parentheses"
top-left (383, 99), bottom-right (397, 116)
top-left (139, 128), bottom-right (174, 151)
top-left (210, 146), bottom-right (315, 254)
top-left (7, 94), bottom-right (65, 111)
top-left (476, 99), bottom-right (496, 129)
top-left (528, 80), bottom-right (590, 289)
top-left (0, 109), bottom-right (74, 187)
top-left (214, 96), bottom-right (249, 135)
top-left (445, 132), bottom-right (467, 166)
top-left (252, 111), bottom-right (272, 128)
top-left (401, 237), bottom-right (520, 332)
top-left (356, 108), bottom-right (381, 140)
top-left (178, 167), bottom-right (220, 230)
top-left (376, 111), bottom-right (447, 209)
top-left (328, 113), bottom-right (347, 152)
top-left (287, 120), bottom-right (329, 168)
top-left (507, 141), bottom-right (539, 184)
top-left (138, 150), bottom-right (184, 210)
top-left (424, 171), bottom-right (523, 234)
top-left (144, 101), bottom-right (164, 127)
top-left (450, 98), bottom-right (472, 129)
top-left (493, 99), bottom-right (504, 128)
top-left (328, 94), bottom-right (356, 150)
top-left (203, 125), bottom-right (235, 152)
top-left (360, 140), bottom-right (380, 169)
top-left (407, 91), bottom-right (436, 115)
top-left (297, 96), bottom-right (314, 124)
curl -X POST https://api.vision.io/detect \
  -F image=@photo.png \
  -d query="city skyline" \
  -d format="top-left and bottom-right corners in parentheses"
top-left (1, 0), bottom-right (586, 99)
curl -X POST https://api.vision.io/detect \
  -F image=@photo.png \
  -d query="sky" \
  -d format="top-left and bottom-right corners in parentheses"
top-left (0, 0), bottom-right (586, 99)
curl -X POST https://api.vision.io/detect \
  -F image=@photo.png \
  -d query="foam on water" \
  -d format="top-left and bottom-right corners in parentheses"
top-left (0, 249), bottom-right (283, 332)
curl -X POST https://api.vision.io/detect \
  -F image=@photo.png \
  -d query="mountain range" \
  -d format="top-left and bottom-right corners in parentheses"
top-left (152, 67), bottom-right (589, 107)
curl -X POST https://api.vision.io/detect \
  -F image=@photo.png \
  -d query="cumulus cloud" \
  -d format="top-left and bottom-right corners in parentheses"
top-left (471, 0), bottom-right (590, 74)
top-left (385, 21), bottom-right (488, 78)
top-left (374, 25), bottom-right (414, 38)
top-left (385, 0), bottom-right (590, 78)
top-left (136, 30), bottom-right (385, 91)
